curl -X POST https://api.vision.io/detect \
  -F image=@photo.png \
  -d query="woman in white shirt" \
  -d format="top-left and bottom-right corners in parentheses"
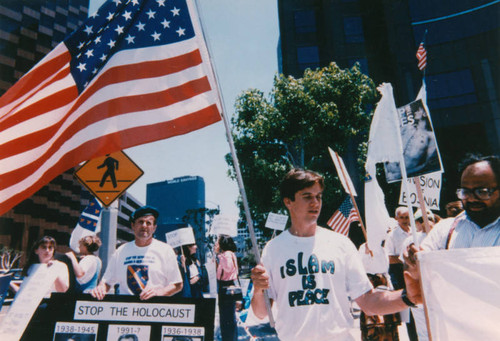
top-left (66, 235), bottom-right (102, 293)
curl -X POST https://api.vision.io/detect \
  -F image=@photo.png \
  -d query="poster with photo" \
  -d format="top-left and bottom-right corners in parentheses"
top-left (384, 99), bottom-right (443, 183)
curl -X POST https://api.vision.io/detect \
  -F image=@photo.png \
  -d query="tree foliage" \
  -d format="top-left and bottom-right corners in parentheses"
top-left (226, 62), bottom-right (379, 232)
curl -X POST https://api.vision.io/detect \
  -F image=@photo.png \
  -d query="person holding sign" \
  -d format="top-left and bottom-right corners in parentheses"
top-left (91, 206), bottom-right (182, 300)
top-left (177, 243), bottom-right (205, 298)
top-left (12, 236), bottom-right (69, 296)
top-left (251, 169), bottom-right (417, 341)
top-left (405, 155), bottom-right (500, 292)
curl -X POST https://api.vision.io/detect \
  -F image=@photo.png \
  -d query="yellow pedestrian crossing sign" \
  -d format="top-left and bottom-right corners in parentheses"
top-left (75, 151), bottom-right (144, 207)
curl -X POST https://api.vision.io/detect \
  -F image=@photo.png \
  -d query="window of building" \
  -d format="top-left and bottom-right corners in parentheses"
top-left (427, 69), bottom-right (477, 109)
top-left (294, 10), bottom-right (316, 33)
top-left (343, 17), bottom-right (364, 43)
top-left (297, 45), bottom-right (320, 71)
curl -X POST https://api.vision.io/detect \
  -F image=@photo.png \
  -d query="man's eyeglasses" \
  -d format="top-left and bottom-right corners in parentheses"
top-left (456, 187), bottom-right (499, 200)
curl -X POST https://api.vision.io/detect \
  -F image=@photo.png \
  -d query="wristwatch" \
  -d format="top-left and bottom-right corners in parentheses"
top-left (401, 289), bottom-right (417, 307)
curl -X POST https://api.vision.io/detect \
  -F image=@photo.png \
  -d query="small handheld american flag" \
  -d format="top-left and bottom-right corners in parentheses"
top-left (326, 196), bottom-right (359, 236)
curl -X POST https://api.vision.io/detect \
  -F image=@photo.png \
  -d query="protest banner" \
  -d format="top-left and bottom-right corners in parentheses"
top-left (265, 213), bottom-right (288, 231)
top-left (10, 293), bottom-right (215, 341)
top-left (384, 99), bottom-right (443, 183)
top-left (165, 227), bottom-right (196, 249)
top-left (398, 172), bottom-right (442, 210)
top-left (418, 247), bottom-right (500, 340)
top-left (0, 263), bottom-right (61, 341)
top-left (211, 215), bottom-right (238, 237)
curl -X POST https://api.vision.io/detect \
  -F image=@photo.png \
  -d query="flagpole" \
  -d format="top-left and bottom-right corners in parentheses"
top-left (192, 0), bottom-right (275, 327)
top-left (392, 116), bottom-right (420, 248)
top-left (334, 152), bottom-right (369, 246)
top-left (413, 177), bottom-right (431, 233)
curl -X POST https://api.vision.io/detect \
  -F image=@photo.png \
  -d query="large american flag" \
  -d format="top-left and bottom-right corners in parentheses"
top-left (416, 42), bottom-right (427, 71)
top-left (0, 0), bottom-right (221, 215)
top-left (326, 196), bottom-right (359, 236)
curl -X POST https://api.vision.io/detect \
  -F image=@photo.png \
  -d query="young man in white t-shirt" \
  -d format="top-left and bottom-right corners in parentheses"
top-left (91, 206), bottom-right (183, 300)
top-left (251, 169), bottom-right (418, 340)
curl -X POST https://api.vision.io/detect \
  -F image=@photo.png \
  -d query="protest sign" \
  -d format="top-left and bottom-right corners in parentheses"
top-left (0, 263), bottom-right (59, 341)
top-left (165, 227), bottom-right (196, 248)
top-left (265, 213), bottom-right (288, 231)
top-left (384, 99), bottom-right (443, 182)
top-left (211, 215), bottom-right (238, 237)
top-left (13, 293), bottom-right (216, 341)
top-left (419, 247), bottom-right (500, 340)
top-left (398, 171), bottom-right (442, 210)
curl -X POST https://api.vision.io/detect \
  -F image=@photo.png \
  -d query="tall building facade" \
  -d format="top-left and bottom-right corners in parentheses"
top-left (0, 0), bottom-right (90, 256)
top-left (278, 0), bottom-right (500, 205)
top-left (146, 176), bottom-right (207, 260)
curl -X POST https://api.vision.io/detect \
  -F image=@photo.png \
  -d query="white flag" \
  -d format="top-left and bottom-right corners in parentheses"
top-left (364, 83), bottom-right (400, 250)
top-left (69, 197), bottom-right (102, 253)
top-left (419, 247), bottom-right (500, 340)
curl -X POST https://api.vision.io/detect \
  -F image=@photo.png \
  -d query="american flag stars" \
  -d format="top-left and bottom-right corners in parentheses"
top-left (66, 0), bottom-right (194, 92)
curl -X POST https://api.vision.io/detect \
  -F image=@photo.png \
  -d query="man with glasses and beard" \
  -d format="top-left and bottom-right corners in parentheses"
top-left (404, 154), bottom-right (500, 306)
top-left (420, 154), bottom-right (500, 250)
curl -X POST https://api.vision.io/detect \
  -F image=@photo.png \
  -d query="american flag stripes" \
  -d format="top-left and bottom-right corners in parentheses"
top-left (326, 196), bottom-right (359, 236)
top-left (0, 0), bottom-right (221, 215)
top-left (416, 42), bottom-right (427, 71)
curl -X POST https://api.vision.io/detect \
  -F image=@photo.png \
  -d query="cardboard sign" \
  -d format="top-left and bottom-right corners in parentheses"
top-left (0, 264), bottom-right (59, 341)
top-left (398, 171), bottom-right (442, 210)
top-left (265, 212), bottom-right (288, 231)
top-left (211, 215), bottom-right (238, 237)
top-left (16, 294), bottom-right (216, 341)
top-left (165, 227), bottom-right (196, 248)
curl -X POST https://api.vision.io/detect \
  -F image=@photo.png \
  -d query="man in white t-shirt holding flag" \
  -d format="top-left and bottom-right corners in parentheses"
top-left (251, 169), bottom-right (418, 341)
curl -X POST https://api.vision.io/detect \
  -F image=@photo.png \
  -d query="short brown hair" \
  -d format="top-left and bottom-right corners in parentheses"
top-left (79, 235), bottom-right (102, 253)
top-left (280, 168), bottom-right (324, 201)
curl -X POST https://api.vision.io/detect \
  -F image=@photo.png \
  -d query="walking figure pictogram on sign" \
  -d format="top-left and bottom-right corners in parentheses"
top-left (75, 151), bottom-right (143, 207)
top-left (98, 154), bottom-right (119, 188)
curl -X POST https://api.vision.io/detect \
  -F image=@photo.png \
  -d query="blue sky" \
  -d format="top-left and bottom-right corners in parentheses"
top-left (89, 0), bottom-right (279, 217)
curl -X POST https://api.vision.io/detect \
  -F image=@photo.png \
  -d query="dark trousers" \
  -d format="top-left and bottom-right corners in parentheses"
top-left (218, 296), bottom-right (237, 341)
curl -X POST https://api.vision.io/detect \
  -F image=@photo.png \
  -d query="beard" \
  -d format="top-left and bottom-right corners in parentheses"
top-left (465, 201), bottom-right (500, 227)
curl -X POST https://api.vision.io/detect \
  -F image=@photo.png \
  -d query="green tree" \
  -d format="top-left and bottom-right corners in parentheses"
top-left (226, 62), bottom-right (379, 232)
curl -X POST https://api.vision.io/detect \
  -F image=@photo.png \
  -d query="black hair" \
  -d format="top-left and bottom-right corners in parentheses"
top-left (459, 154), bottom-right (500, 184)
top-left (181, 244), bottom-right (199, 266)
top-left (217, 234), bottom-right (237, 252)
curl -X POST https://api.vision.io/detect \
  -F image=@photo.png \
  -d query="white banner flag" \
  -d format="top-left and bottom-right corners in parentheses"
top-left (419, 247), bottom-right (500, 341)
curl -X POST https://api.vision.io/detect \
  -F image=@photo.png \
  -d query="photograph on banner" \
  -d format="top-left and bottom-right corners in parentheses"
top-left (399, 172), bottom-right (442, 210)
top-left (265, 212), bottom-right (288, 231)
top-left (53, 322), bottom-right (98, 341)
top-left (166, 227), bottom-right (196, 249)
top-left (211, 215), bottom-right (238, 237)
top-left (384, 99), bottom-right (443, 183)
top-left (107, 324), bottom-right (151, 340)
